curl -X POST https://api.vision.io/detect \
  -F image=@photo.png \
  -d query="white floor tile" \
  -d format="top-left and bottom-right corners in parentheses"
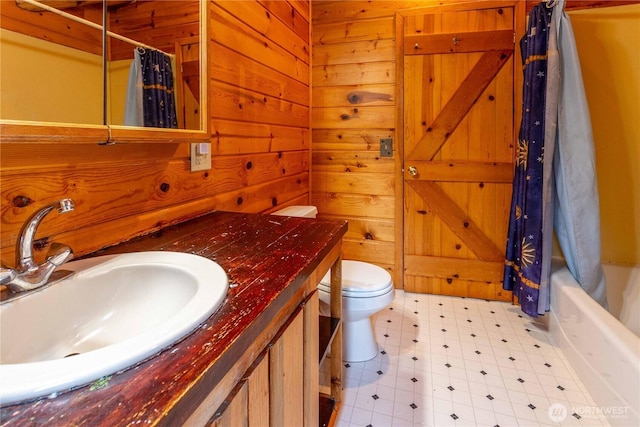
top-left (350, 406), bottom-right (374, 425)
top-left (372, 396), bottom-right (395, 417)
top-left (333, 291), bottom-right (607, 427)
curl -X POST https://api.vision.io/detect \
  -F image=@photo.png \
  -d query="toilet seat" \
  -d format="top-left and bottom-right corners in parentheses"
top-left (319, 260), bottom-right (393, 298)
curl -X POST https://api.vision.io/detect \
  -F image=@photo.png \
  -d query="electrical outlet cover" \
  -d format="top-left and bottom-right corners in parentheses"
top-left (190, 143), bottom-right (211, 171)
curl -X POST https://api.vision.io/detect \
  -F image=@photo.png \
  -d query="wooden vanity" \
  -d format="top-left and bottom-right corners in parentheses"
top-left (0, 211), bottom-right (347, 426)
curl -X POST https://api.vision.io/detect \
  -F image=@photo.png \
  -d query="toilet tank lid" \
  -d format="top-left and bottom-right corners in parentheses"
top-left (271, 205), bottom-right (318, 218)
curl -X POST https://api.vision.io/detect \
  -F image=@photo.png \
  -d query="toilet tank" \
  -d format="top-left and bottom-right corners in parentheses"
top-left (271, 205), bottom-right (318, 218)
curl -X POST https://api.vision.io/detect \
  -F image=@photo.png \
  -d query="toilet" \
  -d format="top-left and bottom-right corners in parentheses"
top-left (272, 205), bottom-right (394, 362)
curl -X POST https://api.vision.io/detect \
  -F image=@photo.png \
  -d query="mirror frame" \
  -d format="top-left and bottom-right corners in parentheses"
top-left (0, 0), bottom-right (208, 145)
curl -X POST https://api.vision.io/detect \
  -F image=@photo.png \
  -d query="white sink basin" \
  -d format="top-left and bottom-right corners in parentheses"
top-left (0, 251), bottom-right (228, 405)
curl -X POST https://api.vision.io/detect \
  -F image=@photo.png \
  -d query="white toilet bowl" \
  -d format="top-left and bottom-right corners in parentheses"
top-left (319, 260), bottom-right (394, 362)
top-left (272, 206), bottom-right (394, 362)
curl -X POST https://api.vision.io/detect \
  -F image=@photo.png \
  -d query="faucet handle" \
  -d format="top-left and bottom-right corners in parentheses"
top-left (1, 267), bottom-right (17, 286)
top-left (46, 242), bottom-right (74, 267)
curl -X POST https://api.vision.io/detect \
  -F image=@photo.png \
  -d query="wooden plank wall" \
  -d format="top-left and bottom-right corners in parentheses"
top-left (311, 0), bottom-right (460, 287)
top-left (313, 1), bottom-right (393, 284)
top-left (0, 0), bottom-right (310, 264)
top-left (207, 0), bottom-right (311, 211)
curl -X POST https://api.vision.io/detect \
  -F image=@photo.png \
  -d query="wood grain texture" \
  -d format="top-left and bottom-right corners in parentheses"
top-left (313, 84), bottom-right (395, 108)
top-left (311, 1), bottom-right (402, 286)
top-left (211, 2), bottom-right (309, 85)
top-left (312, 61), bottom-right (396, 86)
top-left (406, 49), bottom-right (513, 161)
top-left (212, 381), bottom-right (248, 427)
top-left (400, 3), bottom-right (518, 298)
top-left (260, 0), bottom-right (310, 42)
top-left (211, 42), bottom-right (309, 107)
top-left (0, 0), bottom-right (102, 55)
top-left (312, 16), bottom-right (394, 45)
top-left (216, 0), bottom-right (309, 65)
top-left (313, 38), bottom-right (395, 66)
top-left (269, 310), bottom-right (304, 427)
top-left (312, 150), bottom-right (394, 173)
top-left (211, 120), bottom-right (309, 155)
top-left (405, 29), bottom-right (514, 55)
top-left (312, 129), bottom-right (395, 152)
top-left (247, 355), bottom-right (270, 427)
top-left (407, 161), bottom-right (513, 183)
top-left (0, 143), bottom-right (310, 262)
top-left (108, 1), bottom-right (200, 61)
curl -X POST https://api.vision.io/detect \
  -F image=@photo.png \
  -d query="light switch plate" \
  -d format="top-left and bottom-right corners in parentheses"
top-left (380, 138), bottom-right (393, 157)
top-left (190, 143), bottom-right (211, 171)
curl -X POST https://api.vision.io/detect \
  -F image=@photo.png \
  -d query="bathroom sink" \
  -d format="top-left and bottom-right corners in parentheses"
top-left (0, 251), bottom-right (228, 405)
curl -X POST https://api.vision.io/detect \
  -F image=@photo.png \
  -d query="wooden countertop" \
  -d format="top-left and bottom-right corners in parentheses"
top-left (0, 211), bottom-right (347, 426)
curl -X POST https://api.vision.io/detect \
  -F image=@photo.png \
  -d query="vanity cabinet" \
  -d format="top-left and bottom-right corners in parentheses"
top-left (193, 244), bottom-right (343, 427)
top-left (0, 212), bottom-right (346, 427)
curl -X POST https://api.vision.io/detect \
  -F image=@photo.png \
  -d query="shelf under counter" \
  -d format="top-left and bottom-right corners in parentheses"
top-left (318, 313), bottom-right (342, 426)
top-left (319, 315), bottom-right (341, 364)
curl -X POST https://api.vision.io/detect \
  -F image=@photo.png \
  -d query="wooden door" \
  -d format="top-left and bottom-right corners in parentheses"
top-left (401, 3), bottom-right (522, 300)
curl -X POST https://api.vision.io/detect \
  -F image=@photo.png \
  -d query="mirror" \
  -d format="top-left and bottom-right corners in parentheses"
top-left (0, 0), bottom-right (104, 125)
top-left (0, 0), bottom-right (205, 132)
top-left (105, 0), bottom-right (202, 130)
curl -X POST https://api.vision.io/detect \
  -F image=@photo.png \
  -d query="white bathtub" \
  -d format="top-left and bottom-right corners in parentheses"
top-left (550, 263), bottom-right (640, 427)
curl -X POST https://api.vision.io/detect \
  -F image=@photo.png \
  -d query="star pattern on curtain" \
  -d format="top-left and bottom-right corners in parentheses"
top-left (503, 4), bottom-right (553, 317)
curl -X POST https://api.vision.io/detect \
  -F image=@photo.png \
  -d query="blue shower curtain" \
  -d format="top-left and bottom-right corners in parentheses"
top-left (504, 0), bottom-right (607, 317)
top-left (551, 0), bottom-right (607, 309)
top-left (124, 48), bottom-right (178, 128)
top-left (503, 3), bottom-right (553, 317)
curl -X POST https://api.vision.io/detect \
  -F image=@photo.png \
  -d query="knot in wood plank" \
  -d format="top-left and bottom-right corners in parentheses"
top-left (13, 195), bottom-right (33, 208)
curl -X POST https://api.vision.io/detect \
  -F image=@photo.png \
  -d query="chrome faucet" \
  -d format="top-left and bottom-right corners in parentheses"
top-left (4, 199), bottom-right (75, 293)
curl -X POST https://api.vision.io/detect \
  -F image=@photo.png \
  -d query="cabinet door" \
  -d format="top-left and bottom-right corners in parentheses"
top-left (211, 353), bottom-right (269, 427)
top-left (211, 381), bottom-right (248, 427)
top-left (210, 291), bottom-right (319, 427)
top-left (270, 310), bottom-right (304, 427)
top-left (247, 355), bottom-right (270, 427)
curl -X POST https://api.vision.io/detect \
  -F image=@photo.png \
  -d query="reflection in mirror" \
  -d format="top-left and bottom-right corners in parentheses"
top-left (106, 0), bottom-right (201, 130)
top-left (0, 0), bottom-right (202, 130)
top-left (0, 0), bottom-right (104, 125)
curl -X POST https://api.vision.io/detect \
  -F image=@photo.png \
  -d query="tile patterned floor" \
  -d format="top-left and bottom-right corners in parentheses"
top-left (324, 290), bottom-right (610, 427)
